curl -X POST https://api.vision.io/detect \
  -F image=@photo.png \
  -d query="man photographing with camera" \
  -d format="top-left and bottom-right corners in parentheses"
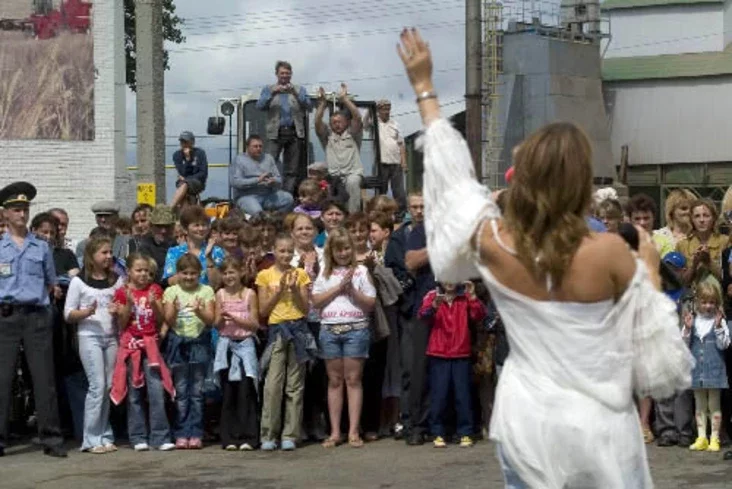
top-left (257, 60), bottom-right (311, 196)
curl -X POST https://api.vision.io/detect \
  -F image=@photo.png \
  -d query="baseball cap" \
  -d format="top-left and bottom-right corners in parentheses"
top-left (179, 131), bottom-right (195, 143)
top-left (663, 252), bottom-right (687, 269)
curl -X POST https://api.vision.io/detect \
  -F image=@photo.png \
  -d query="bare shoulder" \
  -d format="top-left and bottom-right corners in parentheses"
top-left (580, 232), bottom-right (637, 292)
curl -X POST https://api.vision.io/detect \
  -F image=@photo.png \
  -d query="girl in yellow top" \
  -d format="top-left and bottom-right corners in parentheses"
top-left (255, 234), bottom-right (317, 451)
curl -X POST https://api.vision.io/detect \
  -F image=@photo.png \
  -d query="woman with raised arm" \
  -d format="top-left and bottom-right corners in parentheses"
top-left (397, 28), bottom-right (693, 488)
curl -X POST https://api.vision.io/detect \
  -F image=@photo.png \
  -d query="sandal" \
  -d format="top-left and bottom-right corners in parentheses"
top-left (348, 436), bottom-right (364, 448)
top-left (643, 428), bottom-right (655, 444)
top-left (321, 437), bottom-right (341, 449)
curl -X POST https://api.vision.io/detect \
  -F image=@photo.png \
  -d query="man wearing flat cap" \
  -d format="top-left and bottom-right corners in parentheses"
top-left (171, 131), bottom-right (209, 209)
top-left (75, 201), bottom-right (130, 264)
top-left (0, 182), bottom-right (66, 457)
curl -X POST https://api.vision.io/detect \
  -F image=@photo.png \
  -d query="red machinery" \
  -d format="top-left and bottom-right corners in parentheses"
top-left (0, 0), bottom-right (91, 40)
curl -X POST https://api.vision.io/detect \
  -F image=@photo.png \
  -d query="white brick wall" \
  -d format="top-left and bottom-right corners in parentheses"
top-left (0, 1), bottom-right (130, 242)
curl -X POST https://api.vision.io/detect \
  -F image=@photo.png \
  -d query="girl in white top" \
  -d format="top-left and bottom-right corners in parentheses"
top-left (397, 29), bottom-right (693, 488)
top-left (313, 228), bottom-right (376, 448)
top-left (64, 237), bottom-right (124, 454)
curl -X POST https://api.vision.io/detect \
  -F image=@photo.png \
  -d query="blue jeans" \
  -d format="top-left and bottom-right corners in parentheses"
top-left (78, 335), bottom-right (118, 450)
top-left (128, 358), bottom-right (172, 447)
top-left (428, 357), bottom-right (473, 437)
top-left (236, 191), bottom-right (293, 216)
top-left (172, 362), bottom-right (207, 439)
top-left (319, 326), bottom-right (371, 359)
top-left (497, 444), bottom-right (528, 489)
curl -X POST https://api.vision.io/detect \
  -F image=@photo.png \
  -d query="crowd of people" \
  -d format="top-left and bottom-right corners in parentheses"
top-left (0, 180), bottom-right (507, 456)
top-left (174, 60), bottom-right (408, 219)
top-left (5, 171), bottom-right (732, 462)
top-left (0, 30), bottom-right (727, 489)
top-left (594, 187), bottom-right (732, 458)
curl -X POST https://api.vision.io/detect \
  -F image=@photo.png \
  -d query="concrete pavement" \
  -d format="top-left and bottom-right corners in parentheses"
top-left (1, 438), bottom-right (731, 488)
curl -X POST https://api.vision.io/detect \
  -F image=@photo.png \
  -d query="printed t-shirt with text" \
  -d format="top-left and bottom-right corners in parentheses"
top-left (114, 284), bottom-right (163, 336)
top-left (313, 265), bottom-right (376, 325)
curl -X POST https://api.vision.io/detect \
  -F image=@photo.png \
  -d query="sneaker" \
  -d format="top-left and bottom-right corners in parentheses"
top-left (281, 439), bottom-right (296, 451)
top-left (175, 438), bottom-right (189, 449)
top-left (260, 440), bottom-right (277, 451)
top-left (708, 437), bottom-right (721, 452)
top-left (224, 444), bottom-right (238, 451)
top-left (459, 436), bottom-right (474, 448)
top-left (133, 443), bottom-right (150, 452)
top-left (103, 444), bottom-right (118, 453)
top-left (690, 437), bottom-right (709, 451)
top-left (188, 438), bottom-right (203, 449)
top-left (88, 445), bottom-right (107, 454)
top-left (433, 436), bottom-right (447, 448)
top-left (239, 443), bottom-right (254, 451)
top-left (393, 423), bottom-right (405, 440)
top-left (158, 443), bottom-right (176, 451)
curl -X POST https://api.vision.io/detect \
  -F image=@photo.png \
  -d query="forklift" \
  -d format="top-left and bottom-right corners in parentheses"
top-left (206, 91), bottom-right (383, 216)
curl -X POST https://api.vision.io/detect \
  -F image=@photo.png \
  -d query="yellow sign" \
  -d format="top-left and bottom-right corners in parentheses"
top-left (137, 183), bottom-right (156, 206)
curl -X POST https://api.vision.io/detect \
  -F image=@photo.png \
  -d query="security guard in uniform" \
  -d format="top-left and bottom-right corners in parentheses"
top-left (0, 182), bottom-right (66, 457)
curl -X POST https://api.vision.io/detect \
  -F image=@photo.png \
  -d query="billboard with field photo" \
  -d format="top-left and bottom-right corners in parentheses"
top-left (0, 0), bottom-right (94, 141)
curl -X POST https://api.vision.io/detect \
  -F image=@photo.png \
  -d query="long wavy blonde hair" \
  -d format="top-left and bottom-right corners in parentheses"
top-left (503, 122), bottom-right (593, 287)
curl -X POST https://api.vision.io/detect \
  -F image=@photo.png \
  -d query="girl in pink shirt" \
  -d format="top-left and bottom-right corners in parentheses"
top-left (214, 257), bottom-right (261, 450)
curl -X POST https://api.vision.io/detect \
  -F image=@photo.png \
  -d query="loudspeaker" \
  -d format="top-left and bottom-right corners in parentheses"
top-left (207, 116), bottom-right (225, 135)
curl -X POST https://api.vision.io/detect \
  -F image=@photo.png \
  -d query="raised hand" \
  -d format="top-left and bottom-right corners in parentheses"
top-left (715, 308), bottom-right (725, 329)
top-left (108, 301), bottom-right (121, 316)
top-left (287, 271), bottom-right (299, 291)
top-left (190, 298), bottom-right (204, 317)
top-left (635, 226), bottom-right (660, 274)
top-left (397, 28), bottom-right (433, 94)
top-left (338, 83), bottom-right (348, 101)
top-left (464, 281), bottom-right (476, 298)
top-left (318, 86), bottom-right (326, 102)
top-left (85, 300), bottom-right (98, 317)
top-left (683, 311), bottom-right (693, 330)
top-left (340, 269), bottom-right (354, 293)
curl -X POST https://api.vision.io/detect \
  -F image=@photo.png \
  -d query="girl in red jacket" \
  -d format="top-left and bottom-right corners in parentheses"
top-left (418, 281), bottom-right (486, 448)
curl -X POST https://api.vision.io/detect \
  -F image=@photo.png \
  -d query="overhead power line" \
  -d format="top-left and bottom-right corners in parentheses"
top-left (169, 20), bottom-right (464, 54)
top-left (183, 3), bottom-right (463, 38)
top-left (181, 0), bottom-right (451, 27)
top-left (163, 66), bottom-right (463, 96)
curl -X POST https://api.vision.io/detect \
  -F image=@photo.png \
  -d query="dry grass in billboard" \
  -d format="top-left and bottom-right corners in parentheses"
top-left (0, 31), bottom-right (94, 140)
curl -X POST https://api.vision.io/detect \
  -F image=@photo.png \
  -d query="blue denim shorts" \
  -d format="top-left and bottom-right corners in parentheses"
top-left (319, 324), bottom-right (371, 359)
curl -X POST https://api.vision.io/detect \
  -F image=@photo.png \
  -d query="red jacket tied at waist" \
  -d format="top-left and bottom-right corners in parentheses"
top-left (110, 329), bottom-right (175, 405)
top-left (418, 290), bottom-right (486, 358)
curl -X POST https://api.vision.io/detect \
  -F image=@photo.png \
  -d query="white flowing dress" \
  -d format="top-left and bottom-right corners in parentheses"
top-left (420, 118), bottom-right (694, 488)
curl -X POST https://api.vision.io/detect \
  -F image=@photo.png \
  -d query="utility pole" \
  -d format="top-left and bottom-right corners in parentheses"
top-left (135, 0), bottom-right (166, 205)
top-left (466, 0), bottom-right (483, 180)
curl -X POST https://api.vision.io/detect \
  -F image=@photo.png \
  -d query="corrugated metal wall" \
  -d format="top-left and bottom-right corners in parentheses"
top-left (605, 77), bottom-right (732, 166)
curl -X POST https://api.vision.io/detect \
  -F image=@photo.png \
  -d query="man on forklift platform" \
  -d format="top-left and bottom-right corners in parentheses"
top-left (314, 83), bottom-right (364, 213)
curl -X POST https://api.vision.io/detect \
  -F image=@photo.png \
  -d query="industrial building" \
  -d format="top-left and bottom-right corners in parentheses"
top-left (405, 0), bottom-right (732, 218)
top-left (602, 0), bottom-right (732, 209)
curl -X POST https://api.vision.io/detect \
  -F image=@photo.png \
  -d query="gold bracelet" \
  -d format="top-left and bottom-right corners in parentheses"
top-left (416, 91), bottom-right (437, 103)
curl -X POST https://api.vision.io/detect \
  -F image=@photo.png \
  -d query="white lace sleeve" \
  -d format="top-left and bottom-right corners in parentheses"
top-left (421, 119), bottom-right (500, 282)
top-left (630, 261), bottom-right (695, 400)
